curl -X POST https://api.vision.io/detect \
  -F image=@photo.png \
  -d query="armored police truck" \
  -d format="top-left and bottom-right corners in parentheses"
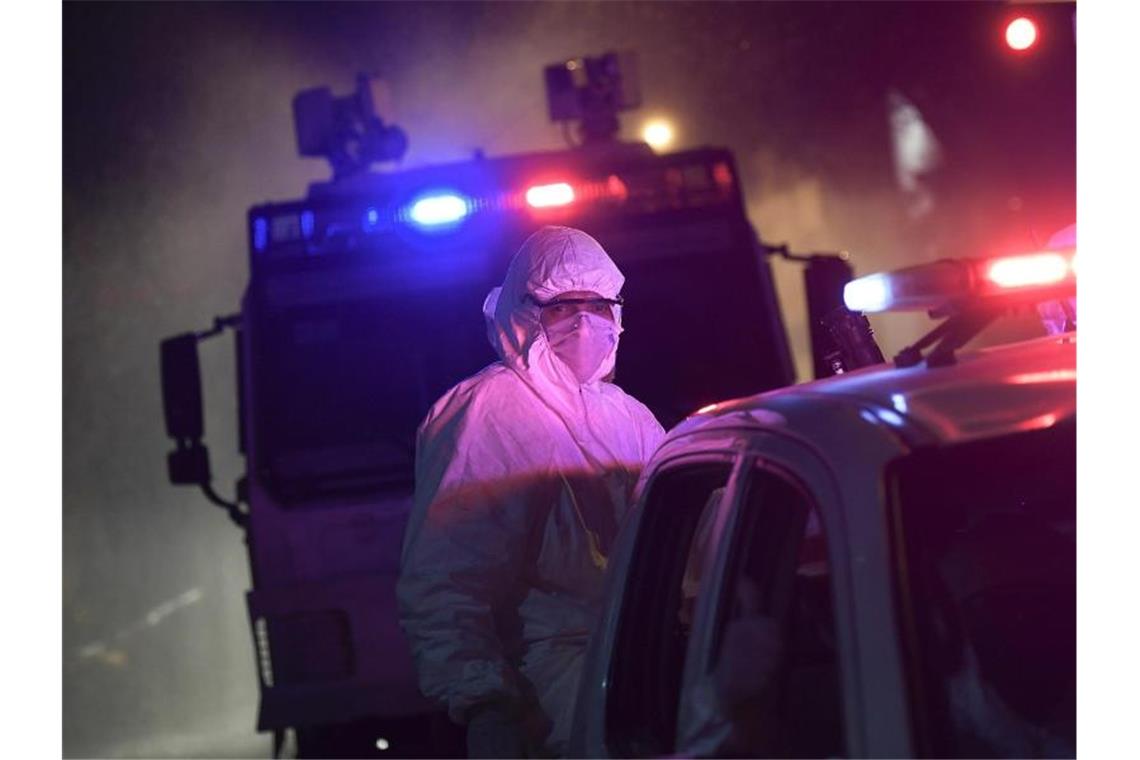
top-left (159, 60), bottom-right (856, 757)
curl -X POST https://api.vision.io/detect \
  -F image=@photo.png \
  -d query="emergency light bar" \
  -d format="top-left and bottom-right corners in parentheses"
top-left (844, 248), bottom-right (1076, 313)
top-left (248, 150), bottom-right (740, 259)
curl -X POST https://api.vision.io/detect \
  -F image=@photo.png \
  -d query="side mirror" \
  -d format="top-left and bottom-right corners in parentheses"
top-left (160, 333), bottom-right (210, 485)
top-left (167, 441), bottom-right (211, 486)
top-left (161, 333), bottom-right (204, 439)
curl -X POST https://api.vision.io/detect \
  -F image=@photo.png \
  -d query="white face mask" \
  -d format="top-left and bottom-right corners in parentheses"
top-left (543, 311), bottom-right (618, 383)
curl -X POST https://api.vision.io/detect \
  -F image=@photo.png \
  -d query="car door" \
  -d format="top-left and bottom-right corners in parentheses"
top-left (568, 447), bottom-right (745, 758)
top-left (674, 454), bottom-right (850, 757)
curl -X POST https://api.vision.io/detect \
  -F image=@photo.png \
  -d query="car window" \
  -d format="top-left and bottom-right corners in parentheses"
top-left (887, 417), bottom-right (1075, 758)
top-left (685, 467), bottom-right (845, 758)
top-left (605, 461), bottom-right (734, 758)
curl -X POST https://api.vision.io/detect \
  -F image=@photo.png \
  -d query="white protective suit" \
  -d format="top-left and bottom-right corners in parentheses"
top-left (397, 226), bottom-right (666, 756)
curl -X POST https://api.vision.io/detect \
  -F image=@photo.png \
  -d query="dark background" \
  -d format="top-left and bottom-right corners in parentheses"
top-left (62, 2), bottom-right (1075, 756)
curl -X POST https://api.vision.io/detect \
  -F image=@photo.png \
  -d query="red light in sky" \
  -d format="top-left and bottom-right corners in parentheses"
top-left (1005, 17), bottom-right (1038, 51)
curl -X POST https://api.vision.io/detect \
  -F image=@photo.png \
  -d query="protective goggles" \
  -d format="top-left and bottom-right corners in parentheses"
top-left (527, 294), bottom-right (623, 318)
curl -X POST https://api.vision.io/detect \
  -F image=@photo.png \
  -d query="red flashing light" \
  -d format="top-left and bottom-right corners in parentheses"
top-left (526, 182), bottom-right (575, 208)
top-left (712, 162), bottom-right (734, 191)
top-left (606, 174), bottom-right (629, 202)
top-left (1005, 17), bottom-right (1038, 51)
top-left (985, 251), bottom-right (1072, 289)
top-left (523, 177), bottom-right (629, 211)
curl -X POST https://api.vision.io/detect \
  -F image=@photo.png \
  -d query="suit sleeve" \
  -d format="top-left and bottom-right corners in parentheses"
top-left (396, 396), bottom-right (536, 723)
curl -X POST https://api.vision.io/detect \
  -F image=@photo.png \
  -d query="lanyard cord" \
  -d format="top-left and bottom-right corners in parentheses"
top-left (559, 471), bottom-right (608, 571)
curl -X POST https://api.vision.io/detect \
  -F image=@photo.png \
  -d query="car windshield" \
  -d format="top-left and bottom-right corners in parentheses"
top-left (887, 417), bottom-right (1075, 758)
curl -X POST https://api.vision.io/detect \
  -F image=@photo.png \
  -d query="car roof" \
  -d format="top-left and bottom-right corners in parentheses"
top-left (672, 332), bottom-right (1075, 448)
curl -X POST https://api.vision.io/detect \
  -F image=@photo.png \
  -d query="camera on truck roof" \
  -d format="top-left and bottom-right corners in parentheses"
top-left (544, 51), bottom-right (641, 144)
top-left (293, 72), bottom-right (409, 179)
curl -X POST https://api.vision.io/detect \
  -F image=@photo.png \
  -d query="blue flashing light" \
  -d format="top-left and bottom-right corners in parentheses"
top-left (300, 210), bottom-right (315, 239)
top-left (408, 193), bottom-right (470, 228)
top-left (844, 273), bottom-right (892, 313)
top-left (362, 207), bottom-right (381, 232)
top-left (253, 217), bottom-right (269, 251)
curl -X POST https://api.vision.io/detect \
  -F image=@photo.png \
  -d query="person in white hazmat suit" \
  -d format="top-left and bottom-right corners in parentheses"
top-left (397, 226), bottom-right (666, 757)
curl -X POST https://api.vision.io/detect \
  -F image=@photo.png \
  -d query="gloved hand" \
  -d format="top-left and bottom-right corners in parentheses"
top-left (466, 699), bottom-right (528, 759)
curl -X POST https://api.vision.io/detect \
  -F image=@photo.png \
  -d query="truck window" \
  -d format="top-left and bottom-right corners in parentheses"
top-left (605, 461), bottom-right (733, 758)
top-left (887, 417), bottom-right (1076, 758)
top-left (691, 468), bottom-right (845, 758)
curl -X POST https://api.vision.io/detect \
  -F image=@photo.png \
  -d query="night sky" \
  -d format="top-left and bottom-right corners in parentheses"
top-left (62, 2), bottom-right (1075, 756)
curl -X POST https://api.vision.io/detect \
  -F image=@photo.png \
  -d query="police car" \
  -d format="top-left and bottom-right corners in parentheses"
top-left (570, 248), bottom-right (1077, 758)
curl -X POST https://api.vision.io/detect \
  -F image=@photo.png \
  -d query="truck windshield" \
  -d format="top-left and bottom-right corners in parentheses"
top-left (887, 417), bottom-right (1075, 758)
